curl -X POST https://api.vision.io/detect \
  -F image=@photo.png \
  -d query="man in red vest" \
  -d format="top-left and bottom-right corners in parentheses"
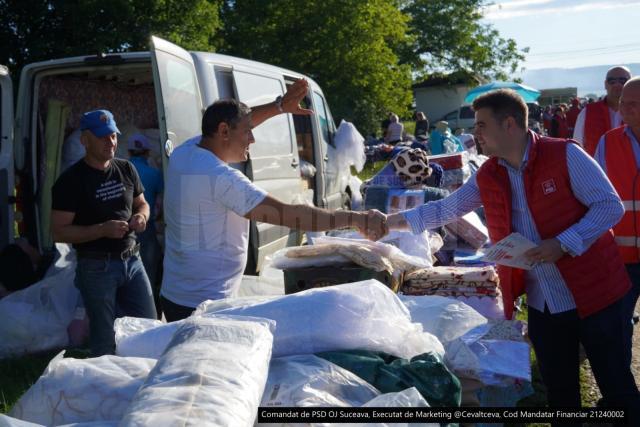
top-left (573, 66), bottom-right (631, 156)
top-left (386, 89), bottom-right (639, 422)
top-left (595, 77), bottom-right (640, 327)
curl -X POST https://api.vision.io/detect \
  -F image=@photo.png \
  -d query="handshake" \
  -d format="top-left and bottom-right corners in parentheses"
top-left (354, 209), bottom-right (389, 241)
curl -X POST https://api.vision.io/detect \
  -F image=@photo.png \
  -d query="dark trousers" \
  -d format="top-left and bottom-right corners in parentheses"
top-left (528, 296), bottom-right (639, 427)
top-left (625, 263), bottom-right (640, 318)
top-left (160, 295), bottom-right (195, 322)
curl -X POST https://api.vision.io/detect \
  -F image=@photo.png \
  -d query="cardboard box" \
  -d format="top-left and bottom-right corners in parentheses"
top-left (283, 263), bottom-right (401, 294)
top-left (429, 151), bottom-right (469, 170)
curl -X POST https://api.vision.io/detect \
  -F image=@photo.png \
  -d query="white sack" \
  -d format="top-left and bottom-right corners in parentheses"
top-left (115, 303), bottom-right (273, 359)
top-left (261, 355), bottom-right (380, 407)
top-left (120, 316), bottom-right (274, 427)
top-left (9, 351), bottom-right (155, 426)
top-left (198, 280), bottom-right (443, 359)
top-left (0, 244), bottom-right (79, 358)
top-left (445, 322), bottom-right (530, 386)
top-left (399, 295), bottom-right (487, 345)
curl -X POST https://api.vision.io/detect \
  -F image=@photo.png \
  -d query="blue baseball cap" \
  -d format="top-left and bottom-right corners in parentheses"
top-left (79, 110), bottom-right (120, 137)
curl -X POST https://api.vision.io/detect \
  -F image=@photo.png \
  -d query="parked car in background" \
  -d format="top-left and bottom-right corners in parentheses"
top-left (438, 105), bottom-right (475, 133)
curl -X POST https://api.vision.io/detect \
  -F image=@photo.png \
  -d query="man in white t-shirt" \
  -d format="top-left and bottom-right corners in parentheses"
top-left (161, 79), bottom-right (387, 321)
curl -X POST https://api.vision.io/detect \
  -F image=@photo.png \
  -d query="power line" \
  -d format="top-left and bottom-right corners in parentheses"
top-left (527, 42), bottom-right (638, 57)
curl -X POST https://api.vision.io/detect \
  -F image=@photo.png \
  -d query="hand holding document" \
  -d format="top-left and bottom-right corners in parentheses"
top-left (481, 232), bottom-right (537, 270)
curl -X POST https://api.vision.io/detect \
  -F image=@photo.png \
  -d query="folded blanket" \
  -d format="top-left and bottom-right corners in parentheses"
top-left (405, 266), bottom-right (498, 284)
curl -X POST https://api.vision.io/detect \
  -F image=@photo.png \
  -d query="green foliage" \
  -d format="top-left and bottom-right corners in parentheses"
top-left (401, 0), bottom-right (527, 81)
top-left (0, 0), bottom-right (221, 75)
top-left (219, 0), bottom-right (413, 136)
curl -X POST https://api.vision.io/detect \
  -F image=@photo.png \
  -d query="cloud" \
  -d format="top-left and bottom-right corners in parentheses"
top-left (484, 0), bottom-right (640, 20)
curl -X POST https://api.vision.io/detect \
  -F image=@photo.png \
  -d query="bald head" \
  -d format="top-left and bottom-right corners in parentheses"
top-left (605, 66), bottom-right (632, 103)
top-left (620, 76), bottom-right (640, 129)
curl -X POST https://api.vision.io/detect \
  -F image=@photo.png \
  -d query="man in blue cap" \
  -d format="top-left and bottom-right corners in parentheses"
top-left (50, 110), bottom-right (156, 356)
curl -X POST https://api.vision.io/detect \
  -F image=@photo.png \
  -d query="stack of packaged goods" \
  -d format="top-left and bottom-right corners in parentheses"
top-left (402, 265), bottom-right (504, 319)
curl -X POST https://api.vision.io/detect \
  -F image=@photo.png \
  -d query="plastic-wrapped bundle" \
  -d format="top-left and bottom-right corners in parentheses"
top-left (9, 352), bottom-right (155, 425)
top-left (399, 295), bottom-right (487, 345)
top-left (120, 316), bottom-right (274, 427)
top-left (116, 281), bottom-right (443, 360)
top-left (0, 244), bottom-right (79, 359)
top-left (261, 355), bottom-right (380, 407)
top-left (197, 280), bottom-right (443, 359)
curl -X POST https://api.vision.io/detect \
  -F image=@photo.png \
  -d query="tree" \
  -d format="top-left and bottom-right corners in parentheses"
top-left (0, 0), bottom-right (221, 76)
top-left (219, 0), bottom-right (413, 135)
top-left (401, 0), bottom-right (526, 81)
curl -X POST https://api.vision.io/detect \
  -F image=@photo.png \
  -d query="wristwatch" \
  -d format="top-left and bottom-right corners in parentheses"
top-left (560, 242), bottom-right (569, 254)
top-left (275, 95), bottom-right (284, 113)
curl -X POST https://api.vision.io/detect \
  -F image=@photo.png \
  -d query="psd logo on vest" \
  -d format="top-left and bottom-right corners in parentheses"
top-left (542, 179), bottom-right (557, 195)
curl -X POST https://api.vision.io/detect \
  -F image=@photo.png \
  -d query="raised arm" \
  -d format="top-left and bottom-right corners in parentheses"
top-left (250, 79), bottom-right (314, 127)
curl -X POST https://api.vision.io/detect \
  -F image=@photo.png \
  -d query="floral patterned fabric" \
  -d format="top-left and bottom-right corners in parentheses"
top-left (402, 266), bottom-right (499, 298)
top-left (38, 76), bottom-right (158, 136)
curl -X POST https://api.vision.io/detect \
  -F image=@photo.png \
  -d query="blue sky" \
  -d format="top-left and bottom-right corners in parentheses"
top-left (482, 0), bottom-right (640, 70)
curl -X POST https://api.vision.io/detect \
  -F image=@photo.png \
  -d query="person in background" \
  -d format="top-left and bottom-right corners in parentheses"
top-left (414, 111), bottom-right (430, 141)
top-left (550, 105), bottom-right (570, 138)
top-left (51, 110), bottom-right (156, 356)
top-left (384, 113), bottom-right (404, 145)
top-left (565, 98), bottom-right (581, 136)
top-left (127, 133), bottom-right (164, 318)
top-left (595, 76), bottom-right (640, 329)
top-left (385, 89), bottom-right (640, 424)
top-left (573, 66), bottom-right (632, 155)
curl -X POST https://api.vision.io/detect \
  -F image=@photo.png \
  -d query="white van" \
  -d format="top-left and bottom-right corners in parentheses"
top-left (0, 37), bottom-right (355, 272)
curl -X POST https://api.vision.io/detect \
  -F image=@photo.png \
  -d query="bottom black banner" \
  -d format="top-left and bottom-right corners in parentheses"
top-left (258, 407), bottom-right (626, 424)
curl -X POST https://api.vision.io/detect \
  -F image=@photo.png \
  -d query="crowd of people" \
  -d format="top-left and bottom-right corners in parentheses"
top-left (2, 64), bottom-right (634, 422)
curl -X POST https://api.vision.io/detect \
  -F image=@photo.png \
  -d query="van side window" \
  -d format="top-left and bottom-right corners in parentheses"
top-left (156, 54), bottom-right (201, 147)
top-left (213, 67), bottom-right (235, 100)
top-left (233, 71), bottom-right (293, 158)
top-left (312, 91), bottom-right (333, 145)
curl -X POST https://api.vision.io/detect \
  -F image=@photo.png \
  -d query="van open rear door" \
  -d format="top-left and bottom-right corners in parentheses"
top-left (149, 36), bottom-right (203, 166)
top-left (0, 65), bottom-right (14, 248)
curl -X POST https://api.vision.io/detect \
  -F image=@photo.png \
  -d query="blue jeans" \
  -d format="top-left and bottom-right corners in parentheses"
top-left (75, 254), bottom-right (156, 356)
top-left (528, 296), bottom-right (639, 427)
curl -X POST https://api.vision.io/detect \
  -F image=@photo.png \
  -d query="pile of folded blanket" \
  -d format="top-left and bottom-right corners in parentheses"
top-left (402, 266), bottom-right (499, 298)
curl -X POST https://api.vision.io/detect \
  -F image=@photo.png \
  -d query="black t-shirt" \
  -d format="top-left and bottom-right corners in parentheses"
top-left (52, 158), bottom-right (144, 253)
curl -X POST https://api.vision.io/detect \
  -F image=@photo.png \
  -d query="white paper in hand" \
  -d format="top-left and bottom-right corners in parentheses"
top-left (481, 232), bottom-right (537, 270)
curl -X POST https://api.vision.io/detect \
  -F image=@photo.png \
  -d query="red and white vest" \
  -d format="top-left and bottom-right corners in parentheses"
top-left (583, 99), bottom-right (612, 156)
top-left (476, 131), bottom-right (630, 319)
top-left (603, 126), bottom-right (640, 263)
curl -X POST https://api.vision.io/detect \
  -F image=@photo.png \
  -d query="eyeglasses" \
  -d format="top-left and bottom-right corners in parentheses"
top-left (606, 77), bottom-right (629, 85)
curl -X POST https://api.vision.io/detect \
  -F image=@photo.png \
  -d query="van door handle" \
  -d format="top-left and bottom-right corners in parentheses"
top-left (324, 155), bottom-right (329, 162)
top-left (291, 158), bottom-right (299, 168)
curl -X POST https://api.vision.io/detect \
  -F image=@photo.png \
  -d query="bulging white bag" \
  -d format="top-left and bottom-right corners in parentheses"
top-left (120, 316), bottom-right (274, 427)
top-left (0, 244), bottom-right (79, 359)
top-left (197, 280), bottom-right (443, 359)
top-left (9, 351), bottom-right (155, 426)
top-left (399, 295), bottom-right (487, 345)
top-left (261, 355), bottom-right (380, 407)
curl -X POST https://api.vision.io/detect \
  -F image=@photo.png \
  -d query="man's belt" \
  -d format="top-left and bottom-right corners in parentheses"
top-left (77, 243), bottom-right (140, 261)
